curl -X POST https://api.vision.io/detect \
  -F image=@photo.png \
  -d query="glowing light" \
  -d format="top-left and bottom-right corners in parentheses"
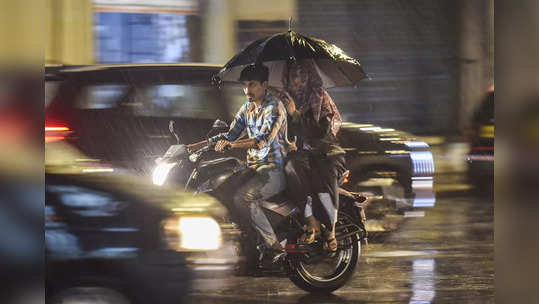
top-left (45, 126), bottom-right (70, 131)
top-left (360, 126), bottom-right (382, 131)
top-left (413, 198), bottom-right (436, 207)
top-left (179, 217), bottom-right (222, 250)
top-left (45, 124), bottom-right (71, 143)
top-left (82, 168), bottom-right (114, 173)
top-left (404, 141), bottom-right (430, 148)
top-left (479, 125), bottom-right (494, 138)
top-left (467, 155), bottom-right (494, 161)
top-left (152, 162), bottom-right (176, 186)
top-left (45, 136), bottom-right (65, 143)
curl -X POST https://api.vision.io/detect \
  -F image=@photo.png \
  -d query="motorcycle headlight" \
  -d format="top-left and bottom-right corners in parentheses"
top-left (152, 162), bottom-right (177, 186)
top-left (189, 153), bottom-right (198, 163)
top-left (161, 216), bottom-right (222, 251)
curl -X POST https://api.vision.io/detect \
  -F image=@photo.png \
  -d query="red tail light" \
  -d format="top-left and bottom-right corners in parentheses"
top-left (45, 126), bottom-right (70, 132)
top-left (472, 146), bottom-right (494, 152)
top-left (341, 170), bottom-right (351, 184)
top-left (45, 123), bottom-right (71, 143)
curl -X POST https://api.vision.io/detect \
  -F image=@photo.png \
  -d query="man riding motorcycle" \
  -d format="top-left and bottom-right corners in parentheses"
top-left (187, 64), bottom-right (289, 263)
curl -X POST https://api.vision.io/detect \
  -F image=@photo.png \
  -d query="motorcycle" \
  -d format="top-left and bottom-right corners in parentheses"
top-left (152, 119), bottom-right (368, 293)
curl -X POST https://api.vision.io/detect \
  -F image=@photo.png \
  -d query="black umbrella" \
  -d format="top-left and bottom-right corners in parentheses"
top-left (215, 30), bottom-right (368, 88)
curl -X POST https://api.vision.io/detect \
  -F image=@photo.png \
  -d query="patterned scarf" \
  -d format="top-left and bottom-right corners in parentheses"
top-left (281, 59), bottom-right (342, 136)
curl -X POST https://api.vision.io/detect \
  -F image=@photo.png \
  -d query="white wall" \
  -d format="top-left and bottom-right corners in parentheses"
top-left (0, 0), bottom-right (44, 65)
top-left (202, 0), bottom-right (297, 64)
top-left (232, 0), bottom-right (296, 21)
top-left (46, 0), bottom-right (94, 65)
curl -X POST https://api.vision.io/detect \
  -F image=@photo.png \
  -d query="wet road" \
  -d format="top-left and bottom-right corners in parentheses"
top-left (186, 190), bottom-right (494, 303)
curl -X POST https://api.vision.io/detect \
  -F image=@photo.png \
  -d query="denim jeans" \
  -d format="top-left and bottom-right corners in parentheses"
top-left (233, 164), bottom-right (286, 248)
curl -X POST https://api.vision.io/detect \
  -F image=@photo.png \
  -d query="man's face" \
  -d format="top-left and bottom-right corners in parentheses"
top-left (242, 80), bottom-right (268, 103)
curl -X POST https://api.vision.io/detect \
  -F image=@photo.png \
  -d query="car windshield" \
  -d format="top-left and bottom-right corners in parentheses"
top-left (129, 84), bottom-right (224, 119)
top-left (49, 80), bottom-right (246, 120)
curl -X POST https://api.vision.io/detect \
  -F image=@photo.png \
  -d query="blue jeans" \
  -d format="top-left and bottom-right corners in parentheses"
top-left (233, 164), bottom-right (286, 248)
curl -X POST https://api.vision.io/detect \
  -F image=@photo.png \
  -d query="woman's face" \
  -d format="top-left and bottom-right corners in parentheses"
top-left (287, 65), bottom-right (306, 94)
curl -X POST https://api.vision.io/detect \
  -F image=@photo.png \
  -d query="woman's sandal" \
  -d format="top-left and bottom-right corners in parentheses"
top-left (299, 228), bottom-right (315, 244)
top-left (321, 225), bottom-right (338, 252)
top-left (322, 236), bottom-right (338, 252)
top-left (299, 216), bottom-right (321, 244)
top-left (299, 227), bottom-right (320, 244)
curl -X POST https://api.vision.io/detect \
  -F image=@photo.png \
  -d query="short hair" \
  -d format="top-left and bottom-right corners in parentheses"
top-left (239, 64), bottom-right (269, 83)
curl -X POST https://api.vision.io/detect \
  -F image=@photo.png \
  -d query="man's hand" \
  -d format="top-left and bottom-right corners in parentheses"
top-left (282, 91), bottom-right (297, 114)
top-left (187, 140), bottom-right (207, 153)
top-left (215, 140), bottom-right (232, 152)
top-left (287, 142), bottom-right (298, 151)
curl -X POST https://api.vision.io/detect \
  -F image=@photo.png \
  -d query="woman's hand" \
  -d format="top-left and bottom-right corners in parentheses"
top-left (282, 91), bottom-right (297, 114)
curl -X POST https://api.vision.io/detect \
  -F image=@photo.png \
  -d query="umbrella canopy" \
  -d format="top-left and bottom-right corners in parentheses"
top-left (215, 31), bottom-right (368, 89)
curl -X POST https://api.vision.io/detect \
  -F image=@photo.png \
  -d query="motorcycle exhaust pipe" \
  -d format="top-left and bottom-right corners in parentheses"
top-left (335, 222), bottom-right (362, 241)
top-left (335, 230), bottom-right (361, 241)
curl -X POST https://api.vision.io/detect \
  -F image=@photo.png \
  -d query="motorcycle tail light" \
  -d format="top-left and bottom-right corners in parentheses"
top-left (340, 170), bottom-right (351, 185)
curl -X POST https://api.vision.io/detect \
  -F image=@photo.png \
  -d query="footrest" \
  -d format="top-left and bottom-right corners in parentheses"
top-left (285, 243), bottom-right (312, 253)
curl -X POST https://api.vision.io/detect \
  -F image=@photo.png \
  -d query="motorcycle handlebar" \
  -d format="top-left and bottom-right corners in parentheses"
top-left (189, 144), bottom-right (213, 162)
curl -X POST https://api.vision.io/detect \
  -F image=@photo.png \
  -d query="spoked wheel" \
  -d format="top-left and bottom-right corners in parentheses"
top-left (286, 214), bottom-right (361, 293)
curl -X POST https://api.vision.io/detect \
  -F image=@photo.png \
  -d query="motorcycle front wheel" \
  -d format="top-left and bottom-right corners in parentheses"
top-left (286, 214), bottom-right (361, 293)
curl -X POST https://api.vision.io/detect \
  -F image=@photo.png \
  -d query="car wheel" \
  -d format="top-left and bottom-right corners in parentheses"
top-left (50, 287), bottom-right (131, 304)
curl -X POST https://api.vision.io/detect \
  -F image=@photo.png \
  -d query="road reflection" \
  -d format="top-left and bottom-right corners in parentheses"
top-left (409, 258), bottom-right (436, 304)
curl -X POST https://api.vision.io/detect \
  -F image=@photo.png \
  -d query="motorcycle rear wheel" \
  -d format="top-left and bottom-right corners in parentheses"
top-left (286, 214), bottom-right (361, 293)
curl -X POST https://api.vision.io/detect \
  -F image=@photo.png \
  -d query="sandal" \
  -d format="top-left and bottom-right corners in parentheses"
top-left (321, 225), bottom-right (338, 252)
top-left (299, 227), bottom-right (318, 244)
top-left (322, 236), bottom-right (338, 252)
top-left (299, 216), bottom-right (321, 244)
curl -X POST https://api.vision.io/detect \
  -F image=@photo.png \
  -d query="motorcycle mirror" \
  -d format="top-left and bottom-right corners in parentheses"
top-left (212, 119), bottom-right (229, 130)
top-left (206, 119), bottom-right (229, 139)
top-left (169, 120), bottom-right (180, 144)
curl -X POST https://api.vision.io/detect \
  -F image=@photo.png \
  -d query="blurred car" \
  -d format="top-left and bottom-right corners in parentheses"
top-left (45, 142), bottom-right (238, 304)
top-left (45, 64), bottom-right (246, 176)
top-left (339, 123), bottom-right (435, 213)
top-left (466, 88), bottom-right (494, 190)
top-left (45, 64), bottom-right (435, 218)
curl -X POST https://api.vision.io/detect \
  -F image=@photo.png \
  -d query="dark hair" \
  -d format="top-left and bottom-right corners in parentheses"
top-left (239, 64), bottom-right (269, 83)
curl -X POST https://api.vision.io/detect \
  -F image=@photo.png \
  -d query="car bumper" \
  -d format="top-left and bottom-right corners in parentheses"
top-left (129, 240), bottom-right (239, 303)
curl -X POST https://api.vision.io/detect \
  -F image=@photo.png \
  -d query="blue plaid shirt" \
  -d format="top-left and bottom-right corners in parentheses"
top-left (209, 92), bottom-right (288, 168)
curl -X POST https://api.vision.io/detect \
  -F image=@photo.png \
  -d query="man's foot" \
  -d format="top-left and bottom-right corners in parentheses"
top-left (271, 250), bottom-right (287, 264)
top-left (268, 241), bottom-right (287, 265)
top-left (299, 216), bottom-right (321, 244)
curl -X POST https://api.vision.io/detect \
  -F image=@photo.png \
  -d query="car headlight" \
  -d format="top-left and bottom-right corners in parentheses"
top-left (152, 162), bottom-right (177, 186)
top-left (162, 216), bottom-right (222, 251)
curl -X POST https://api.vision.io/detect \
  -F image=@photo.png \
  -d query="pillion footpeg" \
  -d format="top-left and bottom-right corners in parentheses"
top-left (285, 243), bottom-right (313, 253)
